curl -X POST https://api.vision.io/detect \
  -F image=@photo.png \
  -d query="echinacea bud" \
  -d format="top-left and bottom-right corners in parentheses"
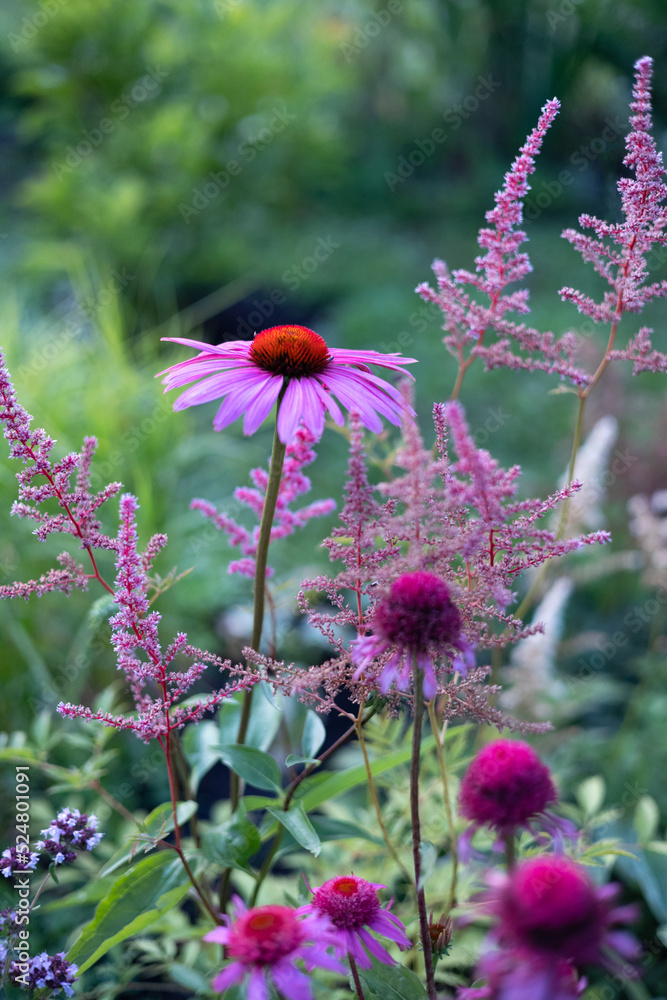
top-left (428, 912), bottom-right (453, 957)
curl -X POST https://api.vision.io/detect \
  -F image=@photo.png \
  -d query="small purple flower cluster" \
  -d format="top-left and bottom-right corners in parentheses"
top-left (36, 808), bottom-right (104, 866)
top-left (1, 911), bottom-right (79, 997)
top-left (10, 951), bottom-right (79, 997)
top-left (0, 846), bottom-right (39, 878)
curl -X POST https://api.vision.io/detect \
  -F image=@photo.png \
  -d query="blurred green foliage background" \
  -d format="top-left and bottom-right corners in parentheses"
top-left (1, 1), bottom-right (667, 993)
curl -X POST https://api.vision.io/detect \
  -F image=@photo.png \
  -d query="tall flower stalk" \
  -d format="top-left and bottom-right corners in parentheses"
top-left (231, 408), bottom-right (287, 808)
top-left (410, 663), bottom-right (437, 1000)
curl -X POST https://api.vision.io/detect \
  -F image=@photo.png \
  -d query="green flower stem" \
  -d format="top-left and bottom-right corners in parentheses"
top-left (356, 710), bottom-right (412, 885)
top-left (410, 665), bottom-right (437, 1000)
top-left (283, 706), bottom-right (379, 810)
top-left (502, 832), bottom-right (516, 871)
top-left (249, 825), bottom-right (284, 907)
top-left (427, 699), bottom-right (458, 913)
top-left (230, 406), bottom-right (287, 812)
top-left (513, 393), bottom-right (586, 623)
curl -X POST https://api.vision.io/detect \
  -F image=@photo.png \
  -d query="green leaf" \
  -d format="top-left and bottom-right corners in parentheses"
top-left (169, 964), bottom-right (212, 993)
top-left (576, 775), bottom-right (606, 818)
top-left (301, 710), bottom-right (326, 759)
top-left (310, 815), bottom-right (383, 845)
top-left (241, 794), bottom-right (279, 811)
top-left (99, 801), bottom-right (197, 877)
top-left (0, 747), bottom-right (42, 764)
top-left (217, 744), bottom-right (282, 793)
top-left (358, 957), bottom-right (429, 999)
top-left (285, 754), bottom-right (321, 767)
top-left (267, 801), bottom-right (321, 856)
top-left (634, 795), bottom-right (660, 844)
top-left (67, 851), bottom-right (192, 974)
top-left (218, 684), bottom-right (282, 751)
top-left (40, 875), bottom-right (118, 912)
top-left (182, 720), bottom-right (224, 794)
top-left (297, 734), bottom-right (436, 813)
top-left (201, 809), bottom-right (261, 869)
top-left (647, 842), bottom-right (667, 856)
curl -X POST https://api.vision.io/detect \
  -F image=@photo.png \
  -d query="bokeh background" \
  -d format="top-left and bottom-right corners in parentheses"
top-left (1, 0), bottom-right (667, 994)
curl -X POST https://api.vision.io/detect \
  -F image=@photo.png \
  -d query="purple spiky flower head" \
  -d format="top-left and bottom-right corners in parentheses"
top-left (459, 739), bottom-right (557, 834)
top-left (350, 571), bottom-right (474, 698)
top-left (459, 856), bottom-right (641, 999)
top-left (458, 740), bottom-right (576, 858)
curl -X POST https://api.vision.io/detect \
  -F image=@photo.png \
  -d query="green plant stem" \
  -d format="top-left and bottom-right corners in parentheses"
top-left (171, 732), bottom-right (202, 848)
top-left (427, 699), bottom-right (458, 913)
top-left (513, 392), bottom-right (587, 623)
top-left (349, 954), bottom-right (366, 1000)
top-left (410, 666), bottom-right (437, 1000)
top-left (283, 706), bottom-right (378, 811)
top-left (502, 832), bottom-right (516, 871)
top-left (230, 410), bottom-right (287, 811)
top-left (174, 845), bottom-right (222, 924)
top-left (355, 709), bottom-right (412, 885)
top-left (90, 779), bottom-right (139, 825)
top-left (249, 707), bottom-right (380, 907)
top-left (249, 826), bottom-right (284, 907)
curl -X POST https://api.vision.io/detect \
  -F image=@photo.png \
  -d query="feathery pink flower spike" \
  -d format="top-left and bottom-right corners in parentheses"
top-left (561, 55), bottom-right (667, 376)
top-left (58, 493), bottom-right (256, 742)
top-left (418, 99), bottom-right (587, 389)
top-left (157, 325), bottom-right (417, 443)
top-left (0, 347), bottom-right (121, 601)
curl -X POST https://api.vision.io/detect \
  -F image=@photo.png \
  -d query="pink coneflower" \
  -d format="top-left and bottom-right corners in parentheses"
top-left (157, 326), bottom-right (417, 443)
top-left (350, 571), bottom-right (474, 698)
top-left (460, 856), bottom-right (641, 999)
top-left (203, 897), bottom-right (344, 999)
top-left (298, 874), bottom-right (411, 970)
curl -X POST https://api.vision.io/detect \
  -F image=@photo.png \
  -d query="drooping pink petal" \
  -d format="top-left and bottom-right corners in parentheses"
top-left (243, 376), bottom-right (285, 435)
top-left (210, 961), bottom-right (245, 992)
top-left (246, 967), bottom-right (269, 1000)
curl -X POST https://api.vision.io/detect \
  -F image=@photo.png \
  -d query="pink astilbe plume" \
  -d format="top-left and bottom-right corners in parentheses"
top-left (375, 393), bottom-right (608, 646)
top-left (561, 56), bottom-right (667, 375)
top-left (417, 100), bottom-right (588, 388)
top-left (263, 399), bottom-right (607, 729)
top-left (191, 423), bottom-right (335, 579)
top-left (429, 401), bottom-right (610, 640)
top-left (58, 493), bottom-right (257, 742)
top-left (0, 348), bottom-right (121, 600)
